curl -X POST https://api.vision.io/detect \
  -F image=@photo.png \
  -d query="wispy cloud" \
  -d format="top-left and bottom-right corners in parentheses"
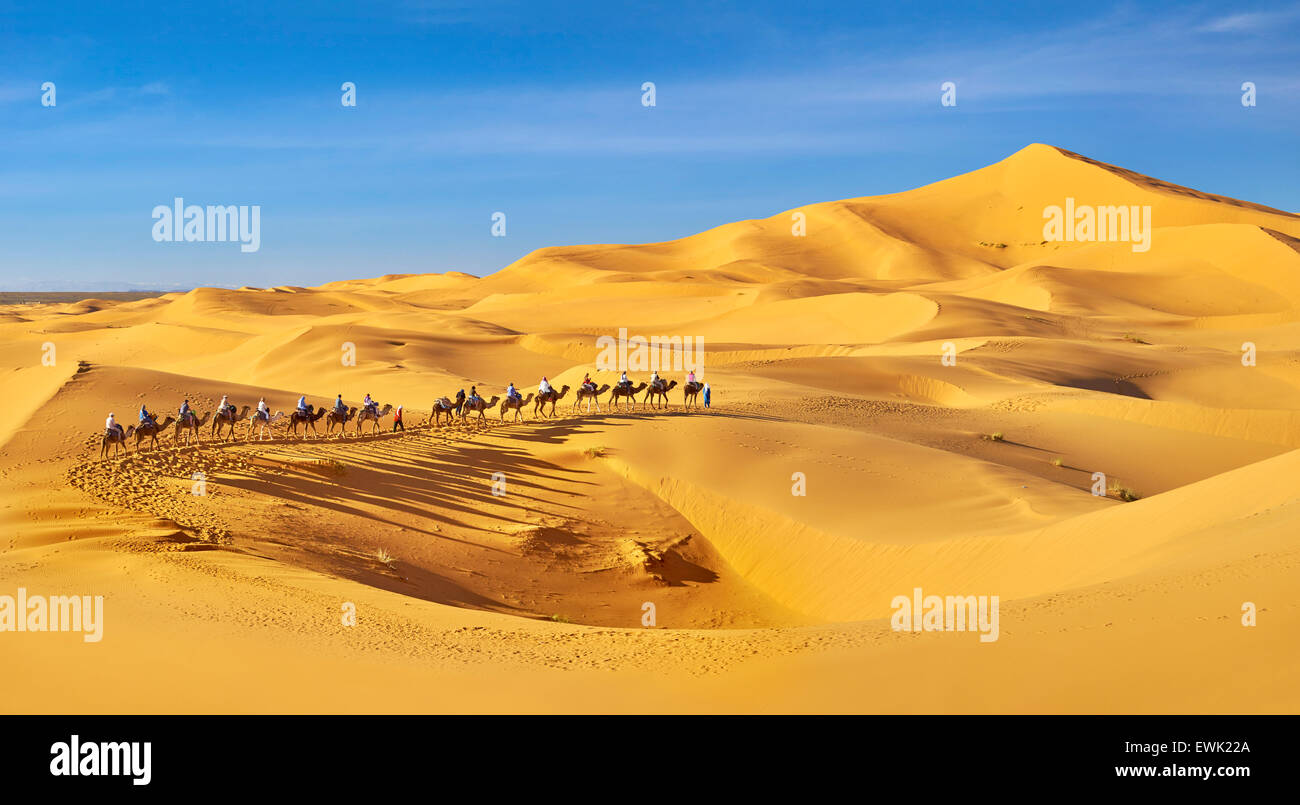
top-left (1197, 9), bottom-right (1300, 33)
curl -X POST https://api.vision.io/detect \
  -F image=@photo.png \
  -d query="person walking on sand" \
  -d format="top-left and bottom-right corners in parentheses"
top-left (702, 382), bottom-right (711, 409)
top-left (392, 405), bottom-right (404, 432)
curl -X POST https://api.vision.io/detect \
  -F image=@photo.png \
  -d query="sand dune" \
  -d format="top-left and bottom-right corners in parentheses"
top-left (2, 144), bottom-right (1298, 713)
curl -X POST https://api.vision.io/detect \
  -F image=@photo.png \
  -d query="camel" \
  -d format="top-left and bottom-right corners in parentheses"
top-left (211, 404), bottom-right (250, 441)
top-left (133, 416), bottom-right (176, 450)
top-left (287, 405), bottom-right (326, 438)
top-left (431, 393), bottom-right (464, 426)
top-left (608, 382), bottom-right (647, 410)
top-left (571, 383), bottom-right (610, 413)
top-left (355, 403), bottom-right (393, 435)
top-left (100, 425), bottom-right (135, 459)
top-left (247, 410), bottom-right (284, 441)
top-left (683, 381), bottom-right (706, 410)
top-left (499, 392), bottom-right (535, 422)
top-left (324, 406), bottom-right (357, 436)
top-left (643, 379), bottom-right (679, 409)
top-left (174, 410), bottom-right (211, 447)
top-left (533, 385), bottom-right (570, 419)
top-left (461, 395), bottom-right (500, 422)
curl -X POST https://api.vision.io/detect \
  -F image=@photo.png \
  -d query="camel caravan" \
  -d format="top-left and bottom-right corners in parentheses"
top-left (97, 371), bottom-right (711, 456)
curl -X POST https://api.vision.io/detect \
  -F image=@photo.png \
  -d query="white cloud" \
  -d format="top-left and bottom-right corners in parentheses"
top-left (1198, 9), bottom-right (1300, 33)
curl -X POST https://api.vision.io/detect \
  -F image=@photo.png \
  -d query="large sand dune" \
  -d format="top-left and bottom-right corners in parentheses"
top-left (1, 144), bottom-right (1297, 713)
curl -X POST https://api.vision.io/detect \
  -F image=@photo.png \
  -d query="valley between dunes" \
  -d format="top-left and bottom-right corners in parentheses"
top-left (2, 144), bottom-right (1298, 713)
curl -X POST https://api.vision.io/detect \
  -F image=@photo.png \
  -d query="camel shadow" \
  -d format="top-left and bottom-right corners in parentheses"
top-left (219, 438), bottom-right (597, 546)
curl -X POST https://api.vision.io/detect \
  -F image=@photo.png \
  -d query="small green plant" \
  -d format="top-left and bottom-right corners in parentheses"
top-left (1122, 333), bottom-right (1149, 345)
top-left (375, 548), bottom-right (396, 568)
top-left (983, 432), bottom-right (1004, 442)
top-left (583, 446), bottom-right (607, 458)
top-left (550, 614), bottom-right (571, 624)
top-left (1108, 484), bottom-right (1141, 502)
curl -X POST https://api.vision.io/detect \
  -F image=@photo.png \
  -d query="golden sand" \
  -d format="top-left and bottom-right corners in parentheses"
top-left (2, 144), bottom-right (1297, 713)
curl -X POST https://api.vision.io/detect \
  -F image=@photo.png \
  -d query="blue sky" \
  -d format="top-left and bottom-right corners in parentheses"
top-left (1, 0), bottom-right (1298, 290)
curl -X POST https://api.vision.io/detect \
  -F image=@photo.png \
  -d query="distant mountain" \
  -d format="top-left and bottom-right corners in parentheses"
top-left (0, 279), bottom-right (199, 293)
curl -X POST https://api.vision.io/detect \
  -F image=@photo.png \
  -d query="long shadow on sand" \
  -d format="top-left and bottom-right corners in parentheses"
top-left (220, 437), bottom-right (597, 544)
